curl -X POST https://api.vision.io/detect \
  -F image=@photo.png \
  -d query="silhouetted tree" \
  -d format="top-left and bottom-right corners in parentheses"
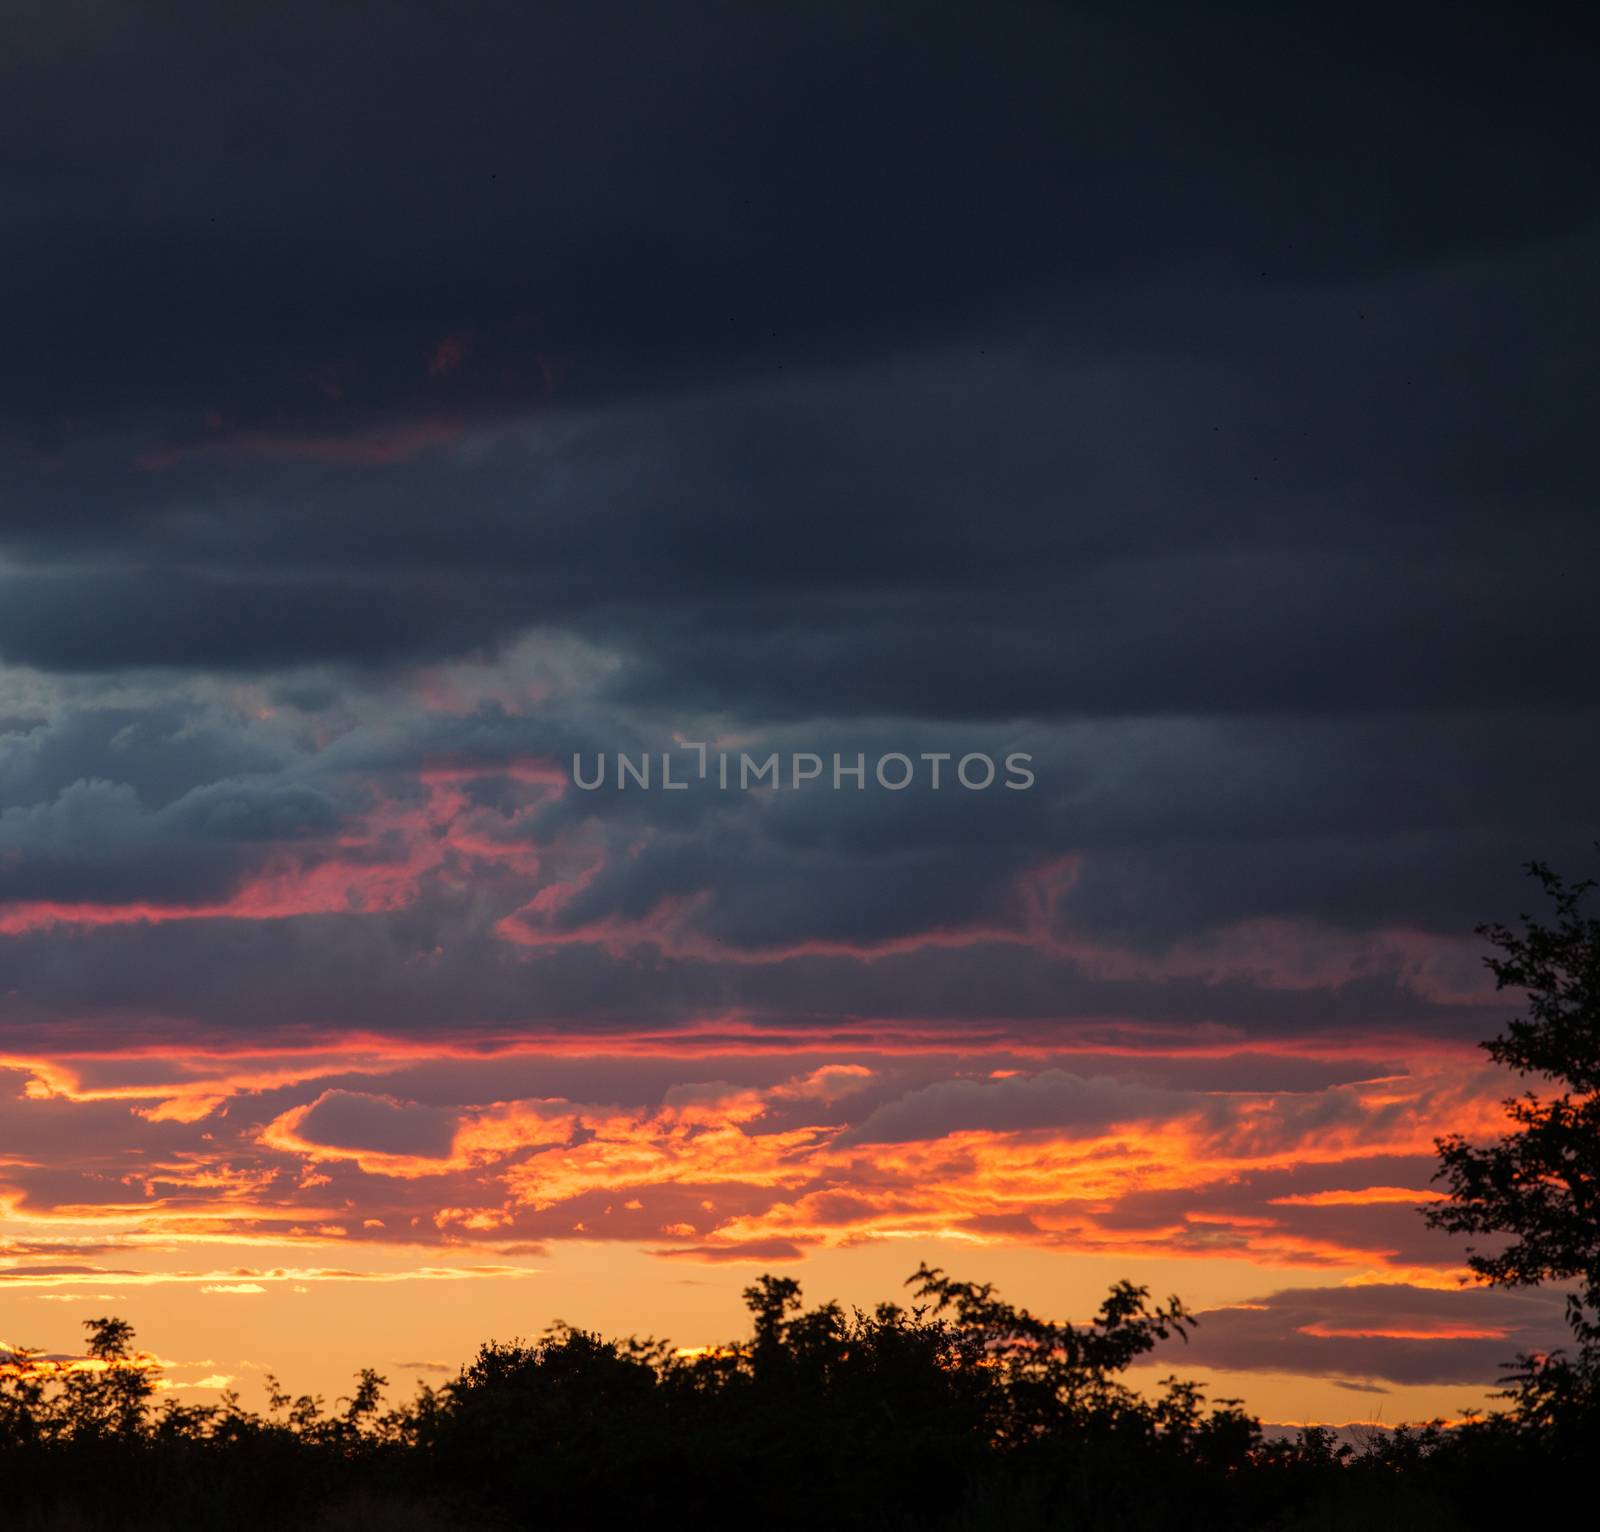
top-left (0, 1268), bottom-right (1577, 1530)
top-left (909, 1265), bottom-right (1195, 1426)
top-left (59, 1316), bottom-right (156, 1440)
top-left (1427, 860), bottom-right (1600, 1420)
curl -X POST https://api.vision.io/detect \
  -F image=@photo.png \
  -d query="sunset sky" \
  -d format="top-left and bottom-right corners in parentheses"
top-left (3, 2), bottom-right (1598, 1426)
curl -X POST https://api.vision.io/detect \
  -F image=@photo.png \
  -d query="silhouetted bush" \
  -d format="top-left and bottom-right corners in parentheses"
top-left (2, 1264), bottom-right (1583, 1530)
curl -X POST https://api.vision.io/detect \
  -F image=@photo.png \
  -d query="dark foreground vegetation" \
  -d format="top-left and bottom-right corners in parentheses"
top-left (5, 862), bottom-right (1598, 1530)
top-left (2, 1269), bottom-right (1596, 1532)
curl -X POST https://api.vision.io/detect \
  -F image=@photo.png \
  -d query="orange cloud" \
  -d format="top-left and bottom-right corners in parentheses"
top-left (0, 1042), bottom-right (1512, 1289)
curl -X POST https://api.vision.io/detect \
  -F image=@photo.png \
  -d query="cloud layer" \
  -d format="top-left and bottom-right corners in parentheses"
top-left (3, 0), bottom-right (1596, 1409)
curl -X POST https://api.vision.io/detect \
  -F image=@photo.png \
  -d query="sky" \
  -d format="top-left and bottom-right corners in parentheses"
top-left (2, 0), bottom-right (1598, 1425)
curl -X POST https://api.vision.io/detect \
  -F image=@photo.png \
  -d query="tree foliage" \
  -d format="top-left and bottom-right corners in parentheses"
top-left (1427, 860), bottom-right (1600, 1418)
top-left (0, 1263), bottom-right (1570, 1530)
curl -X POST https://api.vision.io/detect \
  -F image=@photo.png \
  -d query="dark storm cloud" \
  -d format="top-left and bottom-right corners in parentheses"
top-left (0, 1), bottom-right (1596, 1044)
top-left (0, 699), bottom-right (371, 907)
top-left (395, 699), bottom-right (1600, 945)
top-left (0, 773), bottom-right (342, 905)
top-left (0, 702), bottom-right (289, 807)
top-left (0, 570), bottom-right (508, 673)
top-left (3, 262), bottom-right (1597, 725)
top-left (4, 0), bottom-right (1589, 435)
top-left (0, 899), bottom-right (1491, 1046)
top-left (0, 2), bottom-right (1595, 702)
top-left (0, 669), bottom-right (1591, 1024)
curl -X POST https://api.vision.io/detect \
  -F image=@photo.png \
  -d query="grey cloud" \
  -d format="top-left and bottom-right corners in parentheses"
top-left (842, 1071), bottom-right (1191, 1146)
top-left (1171, 1284), bottom-right (1574, 1387)
top-left (0, 773), bottom-right (342, 905)
top-left (0, 901), bottom-right (1489, 1048)
top-left (0, 0), bottom-right (1594, 1059)
top-left (289, 1091), bottom-right (458, 1162)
